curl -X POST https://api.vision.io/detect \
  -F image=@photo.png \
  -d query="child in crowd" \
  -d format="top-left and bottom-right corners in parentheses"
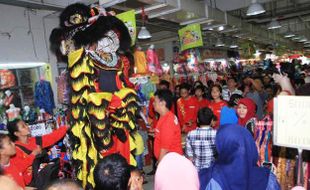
top-left (194, 85), bottom-right (210, 110)
top-left (177, 83), bottom-right (199, 133)
top-left (128, 166), bottom-right (144, 190)
top-left (0, 134), bottom-right (41, 189)
top-left (131, 127), bottom-right (145, 172)
top-left (186, 107), bottom-right (217, 172)
top-left (208, 84), bottom-right (227, 129)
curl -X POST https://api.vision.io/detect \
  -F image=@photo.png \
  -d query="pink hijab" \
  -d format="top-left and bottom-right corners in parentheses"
top-left (154, 153), bottom-right (199, 190)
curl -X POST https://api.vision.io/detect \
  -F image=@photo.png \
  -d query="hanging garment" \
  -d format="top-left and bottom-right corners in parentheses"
top-left (254, 114), bottom-right (273, 165)
top-left (134, 50), bottom-right (147, 74)
top-left (146, 48), bottom-right (163, 75)
top-left (56, 71), bottom-right (70, 105)
top-left (34, 80), bottom-right (55, 115)
top-left (141, 80), bottom-right (156, 100)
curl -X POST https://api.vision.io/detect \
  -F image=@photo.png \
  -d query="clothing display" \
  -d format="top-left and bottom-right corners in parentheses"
top-left (141, 80), bottom-right (156, 100)
top-left (134, 50), bottom-right (148, 74)
top-left (146, 48), bottom-right (163, 75)
top-left (34, 80), bottom-right (55, 115)
top-left (255, 114), bottom-right (273, 165)
top-left (56, 70), bottom-right (70, 105)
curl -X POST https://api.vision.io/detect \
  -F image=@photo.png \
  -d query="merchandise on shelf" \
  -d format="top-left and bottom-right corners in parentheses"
top-left (0, 70), bottom-right (16, 89)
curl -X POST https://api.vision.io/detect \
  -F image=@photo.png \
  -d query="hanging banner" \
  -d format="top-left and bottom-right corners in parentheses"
top-left (117, 10), bottom-right (136, 46)
top-left (178, 24), bottom-right (203, 51)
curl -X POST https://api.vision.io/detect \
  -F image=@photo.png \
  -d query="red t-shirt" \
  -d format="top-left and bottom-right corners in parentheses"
top-left (195, 97), bottom-right (210, 110)
top-left (209, 100), bottom-right (227, 129)
top-left (154, 111), bottom-right (183, 159)
top-left (12, 126), bottom-right (67, 185)
top-left (3, 161), bottom-right (28, 188)
top-left (177, 96), bottom-right (199, 133)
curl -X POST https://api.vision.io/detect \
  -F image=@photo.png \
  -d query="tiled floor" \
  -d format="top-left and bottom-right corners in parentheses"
top-left (143, 166), bottom-right (155, 190)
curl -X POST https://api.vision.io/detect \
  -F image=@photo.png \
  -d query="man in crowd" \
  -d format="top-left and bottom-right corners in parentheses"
top-left (222, 77), bottom-right (243, 101)
top-left (147, 80), bottom-right (171, 175)
top-left (153, 89), bottom-right (183, 162)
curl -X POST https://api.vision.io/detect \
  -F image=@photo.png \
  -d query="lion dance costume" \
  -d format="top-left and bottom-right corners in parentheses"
top-left (50, 3), bottom-right (139, 189)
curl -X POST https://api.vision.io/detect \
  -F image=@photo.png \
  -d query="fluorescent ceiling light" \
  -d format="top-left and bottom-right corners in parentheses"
top-left (284, 26), bottom-right (295, 38)
top-left (0, 62), bottom-right (46, 69)
top-left (99, 0), bottom-right (126, 8)
top-left (247, 2), bottom-right (265, 16)
top-left (292, 36), bottom-right (301, 40)
top-left (215, 39), bottom-right (225, 47)
top-left (203, 24), bottom-right (225, 31)
top-left (230, 44), bottom-right (238, 48)
top-left (218, 26), bottom-right (224, 31)
top-left (298, 37), bottom-right (307, 43)
top-left (284, 33), bottom-right (295, 38)
top-left (138, 26), bottom-right (152, 39)
top-left (180, 18), bottom-right (213, 26)
top-left (268, 19), bottom-right (281, 30)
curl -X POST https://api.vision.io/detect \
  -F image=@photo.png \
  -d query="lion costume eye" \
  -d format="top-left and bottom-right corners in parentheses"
top-left (69, 14), bottom-right (84, 25)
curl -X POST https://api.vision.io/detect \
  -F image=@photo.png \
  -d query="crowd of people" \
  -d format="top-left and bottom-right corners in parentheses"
top-left (0, 61), bottom-right (309, 190)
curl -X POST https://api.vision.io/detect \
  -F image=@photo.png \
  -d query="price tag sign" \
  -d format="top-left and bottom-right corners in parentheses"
top-left (273, 96), bottom-right (310, 150)
top-left (29, 123), bottom-right (46, 137)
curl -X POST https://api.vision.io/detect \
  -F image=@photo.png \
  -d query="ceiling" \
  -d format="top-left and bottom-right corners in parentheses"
top-left (0, 0), bottom-right (309, 50)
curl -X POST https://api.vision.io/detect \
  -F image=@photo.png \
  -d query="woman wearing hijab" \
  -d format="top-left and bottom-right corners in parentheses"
top-left (201, 126), bottom-right (280, 190)
top-left (237, 98), bottom-right (257, 136)
top-left (154, 152), bottom-right (200, 190)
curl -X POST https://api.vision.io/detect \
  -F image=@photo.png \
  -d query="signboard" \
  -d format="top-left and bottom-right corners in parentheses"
top-left (178, 24), bottom-right (203, 51)
top-left (29, 122), bottom-right (46, 137)
top-left (273, 96), bottom-right (310, 150)
top-left (116, 10), bottom-right (136, 46)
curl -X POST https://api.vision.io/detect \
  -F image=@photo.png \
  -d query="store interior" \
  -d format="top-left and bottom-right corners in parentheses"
top-left (0, 0), bottom-right (310, 190)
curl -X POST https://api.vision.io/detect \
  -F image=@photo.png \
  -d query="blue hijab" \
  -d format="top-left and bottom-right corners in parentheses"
top-left (219, 106), bottom-right (238, 126)
top-left (202, 125), bottom-right (270, 190)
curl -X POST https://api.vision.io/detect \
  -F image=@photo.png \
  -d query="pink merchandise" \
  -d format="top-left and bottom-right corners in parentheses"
top-left (146, 48), bottom-right (163, 75)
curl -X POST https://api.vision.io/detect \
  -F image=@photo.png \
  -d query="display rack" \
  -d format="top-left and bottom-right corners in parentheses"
top-left (0, 67), bottom-right (41, 107)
